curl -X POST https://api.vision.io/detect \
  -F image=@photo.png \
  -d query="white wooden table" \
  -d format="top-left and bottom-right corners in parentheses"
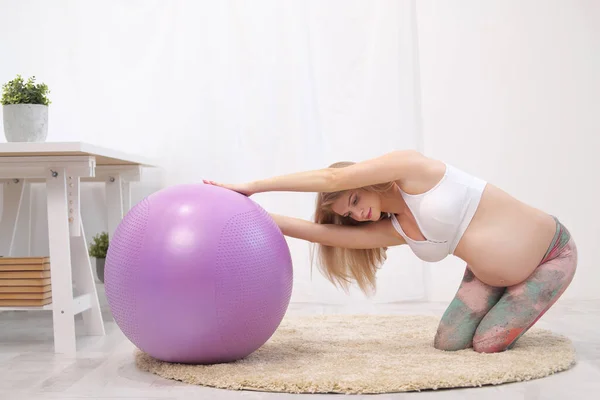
top-left (0, 142), bottom-right (158, 355)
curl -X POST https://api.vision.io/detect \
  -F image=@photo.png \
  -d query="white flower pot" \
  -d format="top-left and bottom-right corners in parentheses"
top-left (96, 257), bottom-right (106, 283)
top-left (2, 104), bottom-right (48, 142)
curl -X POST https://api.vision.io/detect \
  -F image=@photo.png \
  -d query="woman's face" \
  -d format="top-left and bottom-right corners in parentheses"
top-left (330, 189), bottom-right (382, 222)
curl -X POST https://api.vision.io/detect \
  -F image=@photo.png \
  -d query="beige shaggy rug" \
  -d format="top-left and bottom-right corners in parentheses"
top-left (135, 314), bottom-right (576, 394)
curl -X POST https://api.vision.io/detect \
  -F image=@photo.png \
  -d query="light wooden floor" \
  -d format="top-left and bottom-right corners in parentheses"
top-left (1, 286), bottom-right (599, 400)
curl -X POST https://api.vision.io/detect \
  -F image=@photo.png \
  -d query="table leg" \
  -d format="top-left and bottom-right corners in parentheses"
top-left (122, 180), bottom-right (131, 214)
top-left (106, 174), bottom-right (123, 238)
top-left (71, 219), bottom-right (105, 336)
top-left (46, 167), bottom-right (76, 354)
top-left (24, 181), bottom-right (33, 256)
top-left (0, 179), bottom-right (24, 257)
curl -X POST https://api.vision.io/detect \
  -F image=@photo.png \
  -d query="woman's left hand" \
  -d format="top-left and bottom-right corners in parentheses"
top-left (202, 180), bottom-right (256, 197)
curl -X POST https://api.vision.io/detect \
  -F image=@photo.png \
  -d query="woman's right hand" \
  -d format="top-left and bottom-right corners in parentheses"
top-left (202, 180), bottom-right (257, 197)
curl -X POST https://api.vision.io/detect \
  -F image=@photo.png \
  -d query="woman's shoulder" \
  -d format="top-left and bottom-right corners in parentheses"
top-left (395, 153), bottom-right (447, 194)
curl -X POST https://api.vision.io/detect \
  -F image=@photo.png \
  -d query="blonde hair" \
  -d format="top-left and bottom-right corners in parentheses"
top-left (311, 161), bottom-right (396, 297)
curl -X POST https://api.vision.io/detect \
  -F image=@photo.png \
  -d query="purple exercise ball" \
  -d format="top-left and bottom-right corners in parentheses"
top-left (104, 183), bottom-right (293, 364)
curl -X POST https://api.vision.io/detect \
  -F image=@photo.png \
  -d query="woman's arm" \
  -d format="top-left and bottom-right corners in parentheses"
top-left (269, 213), bottom-right (405, 249)
top-left (204, 149), bottom-right (424, 196)
top-left (249, 150), bottom-right (423, 194)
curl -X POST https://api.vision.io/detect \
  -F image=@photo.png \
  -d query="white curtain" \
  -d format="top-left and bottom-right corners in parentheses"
top-left (0, 0), bottom-right (425, 305)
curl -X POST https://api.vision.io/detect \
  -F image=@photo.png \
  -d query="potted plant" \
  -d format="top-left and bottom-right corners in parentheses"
top-left (1, 74), bottom-right (51, 142)
top-left (89, 232), bottom-right (109, 283)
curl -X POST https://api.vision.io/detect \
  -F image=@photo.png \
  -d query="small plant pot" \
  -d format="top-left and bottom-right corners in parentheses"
top-left (96, 257), bottom-right (106, 283)
top-left (2, 104), bottom-right (48, 142)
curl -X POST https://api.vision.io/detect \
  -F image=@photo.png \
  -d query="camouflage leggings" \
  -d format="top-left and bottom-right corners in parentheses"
top-left (434, 216), bottom-right (577, 353)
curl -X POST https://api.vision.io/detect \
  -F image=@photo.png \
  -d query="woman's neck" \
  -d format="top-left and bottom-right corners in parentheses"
top-left (380, 184), bottom-right (407, 215)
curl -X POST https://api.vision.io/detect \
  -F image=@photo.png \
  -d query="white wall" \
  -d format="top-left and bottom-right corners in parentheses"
top-left (0, 0), bottom-right (425, 306)
top-left (416, 0), bottom-right (600, 301)
top-left (1, 0), bottom-right (598, 308)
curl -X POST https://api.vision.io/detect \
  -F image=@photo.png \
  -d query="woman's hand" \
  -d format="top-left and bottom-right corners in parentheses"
top-left (202, 180), bottom-right (256, 196)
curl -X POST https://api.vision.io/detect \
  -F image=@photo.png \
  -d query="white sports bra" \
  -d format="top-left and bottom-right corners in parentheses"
top-left (390, 163), bottom-right (487, 262)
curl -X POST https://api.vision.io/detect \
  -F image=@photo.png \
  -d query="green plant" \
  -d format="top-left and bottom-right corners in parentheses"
top-left (1, 74), bottom-right (51, 106)
top-left (89, 232), bottom-right (109, 258)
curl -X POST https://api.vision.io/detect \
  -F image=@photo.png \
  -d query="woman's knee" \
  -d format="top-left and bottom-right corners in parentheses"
top-left (433, 325), bottom-right (473, 351)
top-left (472, 328), bottom-right (519, 353)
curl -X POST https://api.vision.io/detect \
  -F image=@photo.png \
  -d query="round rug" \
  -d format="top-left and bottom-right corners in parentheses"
top-left (134, 314), bottom-right (576, 394)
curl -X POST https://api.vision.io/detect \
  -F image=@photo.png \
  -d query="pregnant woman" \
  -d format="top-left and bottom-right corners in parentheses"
top-left (204, 149), bottom-right (577, 353)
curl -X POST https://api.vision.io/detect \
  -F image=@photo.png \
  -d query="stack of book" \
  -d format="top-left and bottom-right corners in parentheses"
top-left (0, 257), bottom-right (52, 307)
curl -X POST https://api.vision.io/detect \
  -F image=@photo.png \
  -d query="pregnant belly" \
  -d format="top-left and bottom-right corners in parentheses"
top-left (452, 184), bottom-right (557, 287)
